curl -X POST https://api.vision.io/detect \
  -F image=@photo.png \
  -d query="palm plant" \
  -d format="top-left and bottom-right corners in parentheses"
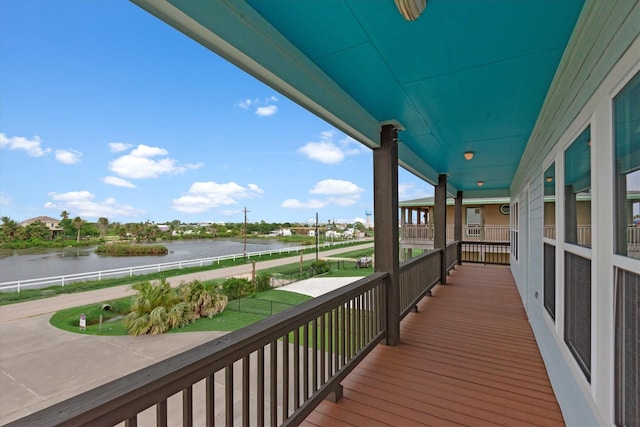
top-left (72, 216), bottom-right (85, 243)
top-left (177, 280), bottom-right (228, 320)
top-left (123, 279), bottom-right (191, 336)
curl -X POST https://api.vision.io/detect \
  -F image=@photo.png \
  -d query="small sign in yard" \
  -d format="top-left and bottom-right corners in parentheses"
top-left (79, 313), bottom-right (86, 331)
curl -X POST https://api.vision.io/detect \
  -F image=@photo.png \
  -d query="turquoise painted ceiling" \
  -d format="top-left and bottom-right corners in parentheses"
top-left (132, 0), bottom-right (585, 196)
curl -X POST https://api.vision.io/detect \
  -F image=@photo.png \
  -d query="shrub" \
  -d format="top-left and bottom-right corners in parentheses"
top-left (254, 273), bottom-right (272, 292)
top-left (222, 277), bottom-right (254, 299)
top-left (177, 280), bottom-right (228, 320)
top-left (310, 260), bottom-right (330, 275)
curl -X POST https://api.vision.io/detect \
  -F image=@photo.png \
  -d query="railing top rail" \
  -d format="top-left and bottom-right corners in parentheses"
top-left (461, 241), bottom-right (510, 247)
top-left (14, 271), bottom-right (388, 426)
top-left (399, 248), bottom-right (441, 271)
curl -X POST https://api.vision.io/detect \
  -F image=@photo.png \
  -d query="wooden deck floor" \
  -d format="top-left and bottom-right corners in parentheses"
top-left (302, 264), bottom-right (564, 426)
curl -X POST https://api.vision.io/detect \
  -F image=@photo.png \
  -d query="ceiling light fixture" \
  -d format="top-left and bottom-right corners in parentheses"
top-left (546, 177), bottom-right (553, 183)
top-left (394, 0), bottom-right (427, 21)
top-left (464, 151), bottom-right (474, 160)
top-left (477, 181), bottom-right (484, 187)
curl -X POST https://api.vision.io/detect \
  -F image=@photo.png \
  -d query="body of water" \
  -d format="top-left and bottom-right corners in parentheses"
top-left (0, 239), bottom-right (299, 283)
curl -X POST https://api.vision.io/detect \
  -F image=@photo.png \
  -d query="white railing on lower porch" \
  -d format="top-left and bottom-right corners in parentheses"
top-left (401, 224), bottom-right (510, 243)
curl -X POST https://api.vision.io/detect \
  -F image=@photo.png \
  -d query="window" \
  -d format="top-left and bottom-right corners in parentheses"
top-left (613, 71), bottom-right (640, 260)
top-left (544, 243), bottom-right (556, 321)
top-left (510, 202), bottom-right (519, 260)
top-left (544, 163), bottom-right (556, 240)
top-left (615, 268), bottom-right (639, 426)
top-left (564, 252), bottom-right (591, 381)
top-left (466, 207), bottom-right (481, 237)
top-left (564, 128), bottom-right (591, 247)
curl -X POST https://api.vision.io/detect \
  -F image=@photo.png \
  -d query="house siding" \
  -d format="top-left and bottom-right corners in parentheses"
top-left (511, 1), bottom-right (639, 425)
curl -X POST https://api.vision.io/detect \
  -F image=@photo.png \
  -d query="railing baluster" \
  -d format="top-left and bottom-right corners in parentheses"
top-left (242, 355), bottom-right (250, 427)
top-left (257, 348), bottom-right (264, 427)
top-left (183, 385), bottom-right (193, 427)
top-left (225, 365), bottom-right (233, 427)
top-left (320, 313), bottom-right (326, 385)
top-left (303, 323), bottom-right (309, 399)
top-left (328, 308), bottom-right (335, 377)
top-left (282, 333), bottom-right (289, 421)
top-left (156, 399), bottom-right (167, 427)
top-left (206, 374), bottom-right (215, 427)
top-left (293, 328), bottom-right (300, 409)
top-left (312, 317), bottom-right (318, 393)
top-left (270, 341), bottom-right (278, 427)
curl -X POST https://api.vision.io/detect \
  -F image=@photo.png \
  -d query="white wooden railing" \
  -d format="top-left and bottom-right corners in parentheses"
top-left (0, 239), bottom-right (362, 292)
top-left (404, 224), bottom-right (640, 251)
top-left (401, 224), bottom-right (510, 242)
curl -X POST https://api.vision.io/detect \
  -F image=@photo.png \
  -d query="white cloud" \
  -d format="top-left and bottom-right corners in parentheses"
top-left (0, 195), bottom-right (9, 206)
top-left (298, 131), bottom-right (365, 164)
top-left (237, 96), bottom-right (279, 116)
top-left (256, 105), bottom-right (278, 117)
top-left (0, 133), bottom-right (51, 157)
top-left (108, 144), bottom-right (202, 179)
top-left (238, 99), bottom-right (253, 109)
top-left (55, 149), bottom-right (82, 164)
top-left (45, 191), bottom-right (144, 219)
top-left (103, 176), bottom-right (136, 188)
top-left (282, 179), bottom-right (364, 209)
top-left (398, 183), bottom-right (432, 201)
top-left (130, 144), bottom-right (168, 157)
top-left (309, 179), bottom-right (363, 196)
top-left (248, 183), bottom-right (264, 193)
top-left (109, 142), bottom-right (133, 153)
top-left (281, 199), bottom-right (326, 209)
top-left (171, 181), bottom-right (264, 213)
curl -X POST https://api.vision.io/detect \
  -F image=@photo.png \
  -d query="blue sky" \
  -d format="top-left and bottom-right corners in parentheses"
top-left (0, 0), bottom-right (432, 225)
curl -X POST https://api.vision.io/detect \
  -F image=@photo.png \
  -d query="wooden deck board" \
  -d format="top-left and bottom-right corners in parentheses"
top-left (306, 264), bottom-right (565, 426)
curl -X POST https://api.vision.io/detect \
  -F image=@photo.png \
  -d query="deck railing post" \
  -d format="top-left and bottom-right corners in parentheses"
top-left (435, 174), bottom-right (447, 284)
top-left (374, 124), bottom-right (400, 346)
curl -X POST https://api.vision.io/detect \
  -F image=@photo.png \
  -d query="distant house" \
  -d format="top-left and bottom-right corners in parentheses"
top-left (20, 216), bottom-right (64, 240)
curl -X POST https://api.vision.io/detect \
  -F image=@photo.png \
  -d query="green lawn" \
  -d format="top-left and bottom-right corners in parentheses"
top-left (49, 289), bottom-right (312, 336)
top-left (47, 247), bottom-right (374, 337)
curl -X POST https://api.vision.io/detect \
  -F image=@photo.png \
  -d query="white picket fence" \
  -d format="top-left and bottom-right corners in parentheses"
top-left (0, 240), bottom-right (359, 292)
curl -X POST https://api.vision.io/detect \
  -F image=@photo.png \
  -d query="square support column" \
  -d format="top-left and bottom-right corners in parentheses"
top-left (434, 174), bottom-right (447, 284)
top-left (454, 191), bottom-right (463, 264)
top-left (374, 124), bottom-right (400, 346)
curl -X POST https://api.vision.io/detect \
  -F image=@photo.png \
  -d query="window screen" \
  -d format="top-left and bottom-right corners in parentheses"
top-left (564, 251), bottom-right (591, 381)
top-left (544, 243), bottom-right (556, 321)
top-left (616, 268), bottom-right (639, 426)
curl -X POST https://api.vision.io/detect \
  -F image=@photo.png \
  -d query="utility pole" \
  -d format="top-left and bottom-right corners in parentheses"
top-left (315, 212), bottom-right (319, 262)
top-left (243, 207), bottom-right (250, 258)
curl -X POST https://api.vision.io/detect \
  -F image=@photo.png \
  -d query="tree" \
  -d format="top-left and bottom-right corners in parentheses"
top-left (98, 217), bottom-right (109, 238)
top-left (60, 210), bottom-right (70, 221)
top-left (72, 217), bottom-right (85, 243)
top-left (0, 217), bottom-right (20, 242)
top-left (23, 220), bottom-right (50, 241)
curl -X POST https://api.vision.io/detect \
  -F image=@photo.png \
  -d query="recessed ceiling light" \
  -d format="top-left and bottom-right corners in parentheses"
top-left (477, 181), bottom-right (484, 187)
top-left (464, 152), bottom-right (474, 160)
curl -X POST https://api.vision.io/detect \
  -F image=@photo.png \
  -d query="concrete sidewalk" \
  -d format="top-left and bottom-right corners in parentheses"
top-left (0, 242), bottom-right (371, 424)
